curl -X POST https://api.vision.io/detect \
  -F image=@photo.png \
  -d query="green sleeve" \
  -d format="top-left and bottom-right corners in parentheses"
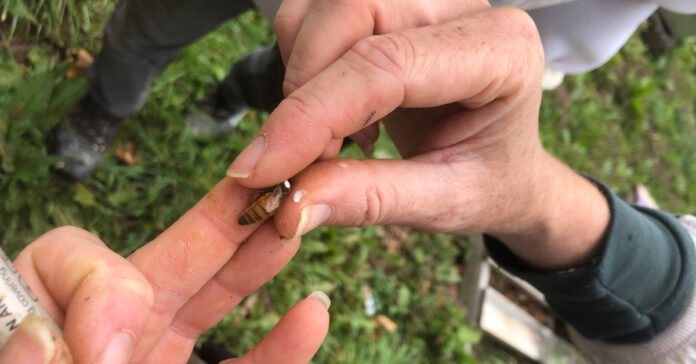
top-left (484, 178), bottom-right (696, 343)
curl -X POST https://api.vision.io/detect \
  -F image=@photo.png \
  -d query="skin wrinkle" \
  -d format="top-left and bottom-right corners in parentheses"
top-left (350, 33), bottom-right (411, 90)
top-left (283, 0), bottom-right (375, 95)
top-left (58, 257), bottom-right (108, 310)
top-left (28, 248), bottom-right (66, 324)
top-left (167, 276), bottom-right (245, 340)
top-left (193, 207), bottom-right (246, 248)
top-left (360, 162), bottom-right (387, 227)
top-left (282, 62), bottom-right (313, 96)
top-left (279, 93), bottom-right (332, 141)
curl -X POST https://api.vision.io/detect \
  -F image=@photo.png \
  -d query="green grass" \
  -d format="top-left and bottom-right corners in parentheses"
top-left (1, 1), bottom-right (696, 363)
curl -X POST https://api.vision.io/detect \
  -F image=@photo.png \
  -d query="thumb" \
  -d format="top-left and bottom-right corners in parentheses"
top-left (274, 158), bottom-right (494, 240)
top-left (221, 291), bottom-right (330, 364)
top-left (0, 315), bottom-right (72, 364)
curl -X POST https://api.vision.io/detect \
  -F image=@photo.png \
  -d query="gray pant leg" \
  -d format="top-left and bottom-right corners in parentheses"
top-left (89, 0), bottom-right (255, 117)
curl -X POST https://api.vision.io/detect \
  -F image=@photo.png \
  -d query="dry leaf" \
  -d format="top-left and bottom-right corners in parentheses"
top-left (66, 48), bottom-right (94, 79)
top-left (376, 314), bottom-right (397, 332)
top-left (238, 293), bottom-right (258, 318)
top-left (385, 237), bottom-right (401, 255)
top-left (114, 142), bottom-right (141, 166)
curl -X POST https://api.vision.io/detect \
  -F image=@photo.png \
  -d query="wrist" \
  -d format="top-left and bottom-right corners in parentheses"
top-left (488, 152), bottom-right (611, 270)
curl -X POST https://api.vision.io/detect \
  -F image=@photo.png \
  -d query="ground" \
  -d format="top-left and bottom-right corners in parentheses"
top-left (0, 1), bottom-right (695, 363)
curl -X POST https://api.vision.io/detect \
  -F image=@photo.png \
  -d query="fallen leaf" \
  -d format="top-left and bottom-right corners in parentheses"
top-left (376, 314), bottom-right (397, 332)
top-left (66, 48), bottom-right (94, 79)
top-left (386, 237), bottom-right (401, 255)
top-left (238, 293), bottom-right (258, 318)
top-left (114, 141), bottom-right (141, 166)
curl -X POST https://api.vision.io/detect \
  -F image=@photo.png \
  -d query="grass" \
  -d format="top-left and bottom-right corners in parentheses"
top-left (1, 1), bottom-right (696, 363)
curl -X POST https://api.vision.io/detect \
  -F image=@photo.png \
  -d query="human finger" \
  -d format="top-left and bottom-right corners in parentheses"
top-left (349, 124), bottom-right (379, 157)
top-left (12, 226), bottom-right (154, 364)
top-left (318, 138), bottom-right (344, 160)
top-left (0, 315), bottom-right (72, 364)
top-left (281, 0), bottom-right (490, 95)
top-left (274, 0), bottom-right (313, 64)
top-left (226, 8), bottom-right (544, 187)
top-left (138, 222), bottom-right (301, 362)
top-left (273, 155), bottom-right (542, 240)
top-left (125, 178), bottom-right (264, 360)
top-left (222, 292), bottom-right (330, 364)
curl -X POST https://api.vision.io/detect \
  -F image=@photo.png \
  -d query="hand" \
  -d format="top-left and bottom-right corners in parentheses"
top-left (226, 2), bottom-right (610, 270)
top-left (0, 179), bottom-right (329, 364)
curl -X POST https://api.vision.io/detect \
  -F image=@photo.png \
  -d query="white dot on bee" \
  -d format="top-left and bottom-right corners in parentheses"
top-left (293, 190), bottom-right (306, 203)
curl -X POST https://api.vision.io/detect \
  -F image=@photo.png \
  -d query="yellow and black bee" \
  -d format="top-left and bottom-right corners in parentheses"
top-left (238, 180), bottom-right (291, 225)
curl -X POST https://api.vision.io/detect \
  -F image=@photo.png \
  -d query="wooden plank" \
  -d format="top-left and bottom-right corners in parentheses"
top-left (459, 235), bottom-right (490, 326)
top-left (480, 287), bottom-right (590, 364)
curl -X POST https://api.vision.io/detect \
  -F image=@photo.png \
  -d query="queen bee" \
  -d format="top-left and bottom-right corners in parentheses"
top-left (238, 180), bottom-right (291, 225)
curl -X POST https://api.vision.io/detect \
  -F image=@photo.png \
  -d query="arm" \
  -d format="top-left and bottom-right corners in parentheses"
top-left (225, 0), bottom-right (695, 347)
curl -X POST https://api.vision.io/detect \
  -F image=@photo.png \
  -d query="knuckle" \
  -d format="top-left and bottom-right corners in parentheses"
top-left (496, 7), bottom-right (542, 48)
top-left (348, 33), bottom-right (414, 79)
top-left (282, 91), bottom-right (322, 124)
top-left (357, 163), bottom-right (394, 227)
top-left (360, 183), bottom-right (381, 227)
top-left (487, 7), bottom-right (545, 83)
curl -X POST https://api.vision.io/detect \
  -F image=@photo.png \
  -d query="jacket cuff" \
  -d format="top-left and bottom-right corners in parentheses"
top-left (484, 177), bottom-right (696, 343)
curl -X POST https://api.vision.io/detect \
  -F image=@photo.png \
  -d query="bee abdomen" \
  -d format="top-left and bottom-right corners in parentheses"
top-left (238, 203), bottom-right (269, 225)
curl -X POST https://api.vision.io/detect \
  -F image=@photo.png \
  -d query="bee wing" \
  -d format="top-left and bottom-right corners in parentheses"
top-left (263, 184), bottom-right (286, 212)
top-left (264, 196), bottom-right (281, 212)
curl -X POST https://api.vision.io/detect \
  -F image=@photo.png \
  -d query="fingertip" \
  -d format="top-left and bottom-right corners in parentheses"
top-left (0, 315), bottom-right (72, 364)
top-left (307, 290), bottom-right (331, 311)
top-left (226, 136), bottom-right (266, 180)
top-left (293, 295), bottom-right (331, 338)
top-left (229, 291), bottom-right (330, 364)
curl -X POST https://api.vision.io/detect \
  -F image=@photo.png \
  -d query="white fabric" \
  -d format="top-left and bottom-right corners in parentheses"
top-left (492, 0), bottom-right (696, 73)
top-left (569, 215), bottom-right (696, 364)
top-left (256, 0), bottom-right (695, 73)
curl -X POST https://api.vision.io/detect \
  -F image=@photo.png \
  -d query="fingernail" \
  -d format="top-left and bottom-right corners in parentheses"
top-left (226, 136), bottom-right (266, 178)
top-left (307, 290), bottom-right (331, 310)
top-left (284, 204), bottom-right (331, 241)
top-left (97, 331), bottom-right (134, 364)
top-left (17, 315), bottom-right (57, 362)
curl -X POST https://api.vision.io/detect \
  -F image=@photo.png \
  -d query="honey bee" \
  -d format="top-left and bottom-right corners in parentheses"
top-left (238, 180), bottom-right (291, 225)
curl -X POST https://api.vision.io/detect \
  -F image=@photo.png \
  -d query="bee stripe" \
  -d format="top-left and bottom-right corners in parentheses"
top-left (239, 214), bottom-right (252, 225)
top-left (252, 205), bottom-right (266, 219)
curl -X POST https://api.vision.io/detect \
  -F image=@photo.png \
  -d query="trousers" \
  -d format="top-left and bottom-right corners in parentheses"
top-left (88, 0), bottom-right (284, 117)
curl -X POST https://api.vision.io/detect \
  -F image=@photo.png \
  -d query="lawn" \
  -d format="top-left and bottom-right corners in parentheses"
top-left (1, 1), bottom-right (695, 363)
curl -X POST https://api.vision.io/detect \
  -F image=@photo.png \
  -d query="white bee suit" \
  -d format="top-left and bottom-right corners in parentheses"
top-left (496, 0), bottom-right (696, 73)
top-left (254, 0), bottom-right (696, 74)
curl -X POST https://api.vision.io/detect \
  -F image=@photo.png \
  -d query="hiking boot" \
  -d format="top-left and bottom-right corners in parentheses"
top-left (186, 45), bottom-right (284, 137)
top-left (184, 89), bottom-right (248, 138)
top-left (49, 96), bottom-right (123, 180)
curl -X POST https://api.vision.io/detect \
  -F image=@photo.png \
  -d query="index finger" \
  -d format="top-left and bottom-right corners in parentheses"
top-left (125, 178), bottom-right (264, 359)
top-left (280, 0), bottom-right (489, 95)
top-left (226, 8), bottom-right (544, 187)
